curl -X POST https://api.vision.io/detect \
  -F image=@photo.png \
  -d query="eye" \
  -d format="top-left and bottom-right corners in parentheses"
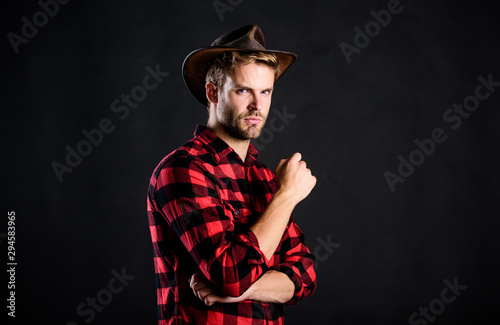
top-left (262, 90), bottom-right (272, 95)
top-left (236, 89), bottom-right (248, 93)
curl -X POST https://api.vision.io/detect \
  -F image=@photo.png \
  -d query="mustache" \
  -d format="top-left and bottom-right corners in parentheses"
top-left (240, 113), bottom-right (265, 119)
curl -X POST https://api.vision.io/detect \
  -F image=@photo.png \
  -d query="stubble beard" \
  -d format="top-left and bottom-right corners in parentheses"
top-left (219, 105), bottom-right (267, 141)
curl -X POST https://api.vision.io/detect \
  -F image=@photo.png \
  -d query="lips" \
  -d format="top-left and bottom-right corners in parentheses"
top-left (244, 117), bottom-right (262, 125)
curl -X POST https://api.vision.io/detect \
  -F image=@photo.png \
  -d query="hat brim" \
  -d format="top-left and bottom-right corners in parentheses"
top-left (182, 47), bottom-right (297, 105)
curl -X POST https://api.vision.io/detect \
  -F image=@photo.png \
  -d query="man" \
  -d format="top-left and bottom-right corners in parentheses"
top-left (147, 24), bottom-right (317, 324)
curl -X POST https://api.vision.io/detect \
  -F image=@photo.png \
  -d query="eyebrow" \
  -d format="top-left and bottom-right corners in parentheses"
top-left (233, 83), bottom-right (274, 92)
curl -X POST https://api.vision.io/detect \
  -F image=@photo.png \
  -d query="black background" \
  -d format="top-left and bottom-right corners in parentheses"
top-left (2, 0), bottom-right (499, 324)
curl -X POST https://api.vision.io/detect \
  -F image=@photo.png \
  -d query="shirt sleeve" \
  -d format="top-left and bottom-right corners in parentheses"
top-left (269, 218), bottom-right (317, 306)
top-left (150, 156), bottom-right (269, 297)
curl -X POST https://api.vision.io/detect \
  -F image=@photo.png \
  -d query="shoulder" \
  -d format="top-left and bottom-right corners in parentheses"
top-left (150, 137), bottom-right (215, 183)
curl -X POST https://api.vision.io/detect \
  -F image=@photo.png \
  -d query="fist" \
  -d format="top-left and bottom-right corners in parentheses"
top-left (275, 152), bottom-right (316, 204)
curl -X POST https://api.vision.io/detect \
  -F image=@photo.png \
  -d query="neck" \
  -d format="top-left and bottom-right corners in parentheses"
top-left (207, 124), bottom-right (251, 162)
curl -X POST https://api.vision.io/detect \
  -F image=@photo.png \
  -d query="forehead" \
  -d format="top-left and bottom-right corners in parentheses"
top-left (225, 62), bottom-right (275, 89)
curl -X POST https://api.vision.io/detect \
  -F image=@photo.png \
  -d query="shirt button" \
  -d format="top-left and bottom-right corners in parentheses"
top-left (235, 210), bottom-right (240, 216)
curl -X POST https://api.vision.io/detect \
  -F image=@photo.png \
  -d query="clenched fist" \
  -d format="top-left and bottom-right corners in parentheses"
top-left (274, 152), bottom-right (317, 205)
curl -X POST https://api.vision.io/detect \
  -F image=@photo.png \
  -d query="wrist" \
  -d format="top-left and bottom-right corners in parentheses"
top-left (240, 286), bottom-right (254, 301)
top-left (274, 188), bottom-right (299, 208)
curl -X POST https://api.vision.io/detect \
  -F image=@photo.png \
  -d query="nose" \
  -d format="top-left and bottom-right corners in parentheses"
top-left (249, 93), bottom-right (263, 111)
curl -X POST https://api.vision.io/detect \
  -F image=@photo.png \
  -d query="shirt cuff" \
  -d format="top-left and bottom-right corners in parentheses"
top-left (236, 230), bottom-right (269, 266)
top-left (269, 264), bottom-right (304, 305)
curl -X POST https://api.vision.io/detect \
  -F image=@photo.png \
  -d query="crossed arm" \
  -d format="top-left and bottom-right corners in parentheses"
top-left (190, 270), bottom-right (295, 306)
top-left (189, 152), bottom-right (316, 306)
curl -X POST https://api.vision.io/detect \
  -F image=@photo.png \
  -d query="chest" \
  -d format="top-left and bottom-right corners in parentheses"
top-left (212, 163), bottom-right (276, 227)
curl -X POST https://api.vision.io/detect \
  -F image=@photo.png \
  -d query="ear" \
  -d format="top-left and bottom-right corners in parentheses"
top-left (206, 82), bottom-right (218, 105)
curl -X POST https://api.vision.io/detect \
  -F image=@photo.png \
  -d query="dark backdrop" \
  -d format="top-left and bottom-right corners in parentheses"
top-left (2, 0), bottom-right (499, 324)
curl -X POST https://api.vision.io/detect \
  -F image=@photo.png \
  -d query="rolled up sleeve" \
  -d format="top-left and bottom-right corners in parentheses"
top-left (269, 219), bottom-right (317, 305)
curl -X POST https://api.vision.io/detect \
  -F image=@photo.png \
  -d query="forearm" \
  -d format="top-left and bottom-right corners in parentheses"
top-left (250, 189), bottom-right (297, 260)
top-left (193, 270), bottom-right (295, 306)
top-left (251, 153), bottom-right (316, 261)
top-left (243, 270), bottom-right (295, 304)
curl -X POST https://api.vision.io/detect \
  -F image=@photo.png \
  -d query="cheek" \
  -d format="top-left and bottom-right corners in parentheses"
top-left (262, 98), bottom-right (272, 112)
top-left (227, 93), bottom-right (246, 107)
top-left (218, 105), bottom-right (239, 124)
top-left (264, 96), bottom-right (272, 108)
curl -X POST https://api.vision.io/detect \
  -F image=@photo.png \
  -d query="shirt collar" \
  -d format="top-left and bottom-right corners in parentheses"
top-left (194, 125), bottom-right (259, 165)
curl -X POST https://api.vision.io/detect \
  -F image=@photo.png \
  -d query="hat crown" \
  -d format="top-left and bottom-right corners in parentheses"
top-left (211, 24), bottom-right (266, 51)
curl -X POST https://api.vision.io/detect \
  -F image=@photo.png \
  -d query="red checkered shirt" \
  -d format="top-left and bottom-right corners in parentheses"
top-left (147, 125), bottom-right (317, 324)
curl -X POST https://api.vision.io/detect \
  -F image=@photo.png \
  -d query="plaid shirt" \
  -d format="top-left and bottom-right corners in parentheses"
top-left (147, 125), bottom-right (316, 324)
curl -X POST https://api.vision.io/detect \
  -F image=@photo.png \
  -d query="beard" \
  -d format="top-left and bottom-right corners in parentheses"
top-left (218, 105), bottom-right (267, 141)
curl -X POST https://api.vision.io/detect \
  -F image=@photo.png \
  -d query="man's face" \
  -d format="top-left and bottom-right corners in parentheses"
top-left (214, 62), bottom-right (275, 140)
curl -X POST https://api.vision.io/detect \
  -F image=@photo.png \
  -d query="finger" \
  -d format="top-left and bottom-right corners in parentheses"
top-left (275, 158), bottom-right (287, 172)
top-left (192, 273), bottom-right (204, 282)
top-left (191, 282), bottom-right (201, 298)
top-left (197, 286), bottom-right (216, 302)
top-left (192, 281), bottom-right (210, 292)
top-left (189, 277), bottom-right (197, 290)
top-left (190, 273), bottom-right (207, 290)
top-left (189, 273), bottom-right (200, 288)
top-left (311, 175), bottom-right (317, 187)
top-left (290, 152), bottom-right (302, 163)
top-left (204, 292), bottom-right (221, 306)
top-left (191, 278), bottom-right (211, 298)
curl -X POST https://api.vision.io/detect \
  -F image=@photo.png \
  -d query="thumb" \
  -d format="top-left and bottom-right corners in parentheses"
top-left (275, 158), bottom-right (287, 173)
top-left (290, 152), bottom-right (302, 164)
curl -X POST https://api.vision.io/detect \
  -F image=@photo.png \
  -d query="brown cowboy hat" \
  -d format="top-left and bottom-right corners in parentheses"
top-left (182, 24), bottom-right (297, 105)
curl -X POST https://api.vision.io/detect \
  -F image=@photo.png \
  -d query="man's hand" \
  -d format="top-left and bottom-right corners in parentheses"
top-left (189, 273), bottom-right (248, 306)
top-left (190, 271), bottom-right (294, 306)
top-left (275, 152), bottom-right (317, 205)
